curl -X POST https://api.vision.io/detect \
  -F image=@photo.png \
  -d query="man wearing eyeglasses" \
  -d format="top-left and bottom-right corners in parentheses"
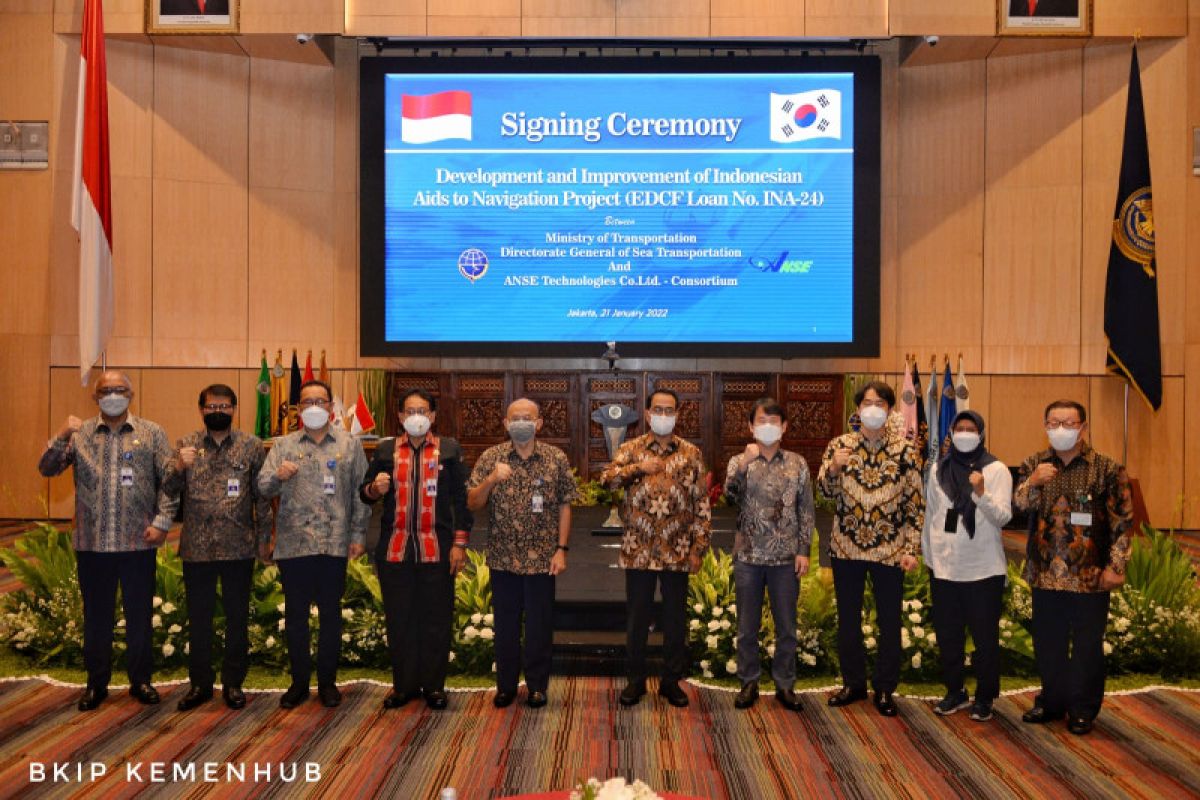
top-left (602, 387), bottom-right (711, 709)
top-left (1014, 400), bottom-right (1132, 736)
top-left (259, 379), bottom-right (370, 710)
top-left (38, 371), bottom-right (177, 712)
top-left (163, 384), bottom-right (271, 712)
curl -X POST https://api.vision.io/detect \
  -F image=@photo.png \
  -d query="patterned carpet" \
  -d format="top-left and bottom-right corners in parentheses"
top-left (1, 678), bottom-right (1199, 800)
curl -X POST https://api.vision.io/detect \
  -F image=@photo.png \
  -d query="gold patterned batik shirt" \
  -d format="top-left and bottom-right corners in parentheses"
top-left (601, 433), bottom-right (711, 572)
top-left (816, 432), bottom-right (924, 566)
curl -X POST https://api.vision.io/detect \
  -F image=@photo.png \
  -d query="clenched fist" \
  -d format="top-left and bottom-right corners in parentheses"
top-left (741, 443), bottom-right (761, 468)
top-left (830, 447), bottom-right (852, 474)
top-left (639, 457), bottom-right (664, 476)
top-left (57, 415), bottom-right (82, 442)
top-left (1028, 463), bottom-right (1059, 488)
top-left (276, 460), bottom-right (300, 482)
top-left (491, 462), bottom-right (513, 484)
top-left (968, 470), bottom-right (985, 495)
top-left (178, 446), bottom-right (197, 470)
top-left (371, 471), bottom-right (392, 498)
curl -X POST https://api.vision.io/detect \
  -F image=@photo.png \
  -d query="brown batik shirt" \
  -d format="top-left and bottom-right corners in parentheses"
top-left (601, 433), bottom-right (711, 572)
top-left (1014, 442), bottom-right (1132, 593)
top-left (469, 441), bottom-right (577, 575)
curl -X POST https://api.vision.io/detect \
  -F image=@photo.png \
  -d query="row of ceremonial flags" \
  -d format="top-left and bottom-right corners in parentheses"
top-left (899, 354), bottom-right (970, 466)
top-left (253, 349), bottom-right (376, 440)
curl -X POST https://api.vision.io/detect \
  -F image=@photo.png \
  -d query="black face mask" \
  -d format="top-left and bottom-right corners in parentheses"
top-left (204, 412), bottom-right (233, 432)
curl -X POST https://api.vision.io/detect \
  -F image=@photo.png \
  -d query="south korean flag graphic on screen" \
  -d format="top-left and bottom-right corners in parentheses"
top-left (770, 90), bottom-right (842, 143)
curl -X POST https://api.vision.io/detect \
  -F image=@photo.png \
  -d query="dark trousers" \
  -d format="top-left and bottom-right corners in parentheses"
top-left (377, 560), bottom-right (454, 694)
top-left (276, 555), bottom-right (347, 688)
top-left (1032, 588), bottom-right (1111, 720)
top-left (733, 562), bottom-right (799, 689)
top-left (930, 573), bottom-right (1005, 702)
top-left (832, 557), bottom-right (903, 693)
top-left (625, 569), bottom-right (689, 686)
top-left (491, 570), bottom-right (555, 693)
top-left (76, 549), bottom-right (157, 690)
top-left (182, 558), bottom-right (254, 690)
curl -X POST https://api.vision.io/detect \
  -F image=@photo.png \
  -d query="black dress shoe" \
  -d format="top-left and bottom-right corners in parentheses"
top-left (318, 684), bottom-right (342, 708)
top-left (827, 686), bottom-right (868, 707)
top-left (130, 684), bottom-right (160, 705)
top-left (279, 684), bottom-right (310, 709)
top-left (526, 691), bottom-right (548, 708)
top-left (223, 686), bottom-right (246, 710)
top-left (734, 681), bottom-right (759, 710)
top-left (77, 687), bottom-right (108, 712)
top-left (873, 691), bottom-right (898, 717)
top-left (176, 685), bottom-right (213, 711)
top-left (383, 689), bottom-right (419, 709)
top-left (1067, 715), bottom-right (1094, 735)
top-left (493, 690), bottom-right (516, 708)
top-left (619, 681), bottom-right (647, 707)
top-left (776, 688), bottom-right (803, 712)
top-left (1021, 706), bottom-right (1065, 724)
top-left (658, 681), bottom-right (689, 708)
top-left (424, 690), bottom-right (448, 710)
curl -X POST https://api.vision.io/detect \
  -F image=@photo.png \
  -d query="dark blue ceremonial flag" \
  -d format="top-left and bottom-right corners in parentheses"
top-left (1104, 45), bottom-right (1161, 411)
top-left (938, 360), bottom-right (955, 457)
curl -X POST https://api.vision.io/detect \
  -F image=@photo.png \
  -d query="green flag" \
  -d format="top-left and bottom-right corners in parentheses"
top-left (254, 351), bottom-right (272, 439)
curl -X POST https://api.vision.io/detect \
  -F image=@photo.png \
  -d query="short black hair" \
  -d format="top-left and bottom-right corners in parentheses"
top-left (400, 387), bottom-right (437, 412)
top-left (299, 379), bottom-right (333, 402)
top-left (646, 386), bottom-right (680, 410)
top-left (748, 397), bottom-right (785, 423)
top-left (1044, 399), bottom-right (1087, 424)
top-left (198, 383), bottom-right (237, 407)
top-left (854, 380), bottom-right (895, 409)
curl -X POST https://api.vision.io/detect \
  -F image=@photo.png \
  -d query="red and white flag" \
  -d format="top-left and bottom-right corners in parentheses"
top-left (401, 91), bottom-right (472, 144)
top-left (349, 392), bottom-right (376, 436)
top-left (71, 0), bottom-right (114, 386)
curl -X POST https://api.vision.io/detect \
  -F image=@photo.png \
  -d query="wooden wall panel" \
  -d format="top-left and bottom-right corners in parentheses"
top-left (0, 11), bottom-right (54, 115)
top-left (615, 0), bottom-right (709, 37)
top-left (427, 0), bottom-right (521, 36)
top-left (0, 337), bottom-right (51, 518)
top-left (805, 0), bottom-right (887, 37)
top-left (0, 175), bottom-right (52, 338)
top-left (1089, 375), bottom-right (1185, 531)
top-left (896, 60), bottom-right (986, 370)
top-left (1186, 347), bottom-right (1200, 529)
top-left (889, 0), bottom-right (995, 36)
top-left (344, 0), bottom-right (426, 36)
top-left (711, 0), bottom-right (803, 37)
top-left (249, 58), bottom-right (335, 194)
top-left (53, 0), bottom-right (142, 34)
top-left (140, 368), bottom-right (241, 445)
top-left (1093, 0), bottom-right (1187, 38)
top-left (332, 37), bottom-right (360, 369)
top-left (985, 375), bottom-right (1089, 467)
top-left (523, 0), bottom-right (616, 36)
top-left (239, 0), bottom-right (344, 35)
top-left (982, 49), bottom-right (1083, 375)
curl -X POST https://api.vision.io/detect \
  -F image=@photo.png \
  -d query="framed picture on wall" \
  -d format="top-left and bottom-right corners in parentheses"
top-left (998, 0), bottom-right (1091, 36)
top-left (146, 0), bottom-right (239, 34)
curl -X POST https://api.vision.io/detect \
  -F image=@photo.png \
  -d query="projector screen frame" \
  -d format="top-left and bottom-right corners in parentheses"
top-left (359, 54), bottom-right (881, 359)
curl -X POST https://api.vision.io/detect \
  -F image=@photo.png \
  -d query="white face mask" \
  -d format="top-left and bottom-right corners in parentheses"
top-left (98, 394), bottom-right (130, 417)
top-left (753, 423), bottom-right (783, 446)
top-left (649, 414), bottom-right (676, 437)
top-left (403, 414), bottom-right (431, 437)
top-left (858, 406), bottom-right (887, 431)
top-left (951, 431), bottom-right (981, 453)
top-left (300, 405), bottom-right (330, 430)
top-left (1047, 426), bottom-right (1080, 452)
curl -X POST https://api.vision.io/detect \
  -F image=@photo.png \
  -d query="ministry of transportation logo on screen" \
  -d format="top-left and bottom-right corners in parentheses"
top-left (770, 90), bottom-right (841, 143)
top-left (401, 91), bottom-right (473, 144)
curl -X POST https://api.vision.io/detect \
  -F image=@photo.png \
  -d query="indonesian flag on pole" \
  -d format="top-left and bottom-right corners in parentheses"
top-left (400, 91), bottom-right (472, 144)
top-left (349, 392), bottom-right (376, 436)
top-left (71, 0), bottom-right (114, 386)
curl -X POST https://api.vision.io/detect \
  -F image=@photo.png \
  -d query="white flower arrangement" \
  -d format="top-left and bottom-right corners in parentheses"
top-left (571, 777), bottom-right (663, 800)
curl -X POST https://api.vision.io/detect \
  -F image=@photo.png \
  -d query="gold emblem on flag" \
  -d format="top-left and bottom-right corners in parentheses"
top-left (1113, 186), bottom-right (1155, 278)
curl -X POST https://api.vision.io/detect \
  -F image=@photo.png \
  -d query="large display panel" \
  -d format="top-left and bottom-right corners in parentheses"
top-left (360, 56), bottom-right (880, 357)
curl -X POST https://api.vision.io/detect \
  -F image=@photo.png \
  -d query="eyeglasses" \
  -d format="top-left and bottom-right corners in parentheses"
top-left (401, 408), bottom-right (431, 417)
top-left (97, 386), bottom-right (130, 396)
top-left (298, 398), bottom-right (330, 408)
top-left (202, 403), bottom-right (234, 412)
top-left (650, 407), bottom-right (677, 416)
top-left (1045, 420), bottom-right (1082, 430)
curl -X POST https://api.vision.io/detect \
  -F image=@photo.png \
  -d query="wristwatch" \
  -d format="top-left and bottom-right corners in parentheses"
top-left (555, 544), bottom-right (569, 552)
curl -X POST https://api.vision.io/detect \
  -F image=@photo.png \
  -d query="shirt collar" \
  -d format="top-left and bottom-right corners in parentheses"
top-left (502, 440), bottom-right (543, 461)
top-left (1047, 440), bottom-right (1094, 468)
top-left (646, 434), bottom-right (679, 455)
top-left (400, 433), bottom-right (439, 452)
top-left (202, 430), bottom-right (234, 450)
top-left (300, 427), bottom-right (339, 446)
top-left (96, 413), bottom-right (136, 433)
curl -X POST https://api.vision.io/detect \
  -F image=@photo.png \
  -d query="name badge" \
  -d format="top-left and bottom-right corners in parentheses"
top-left (532, 493), bottom-right (544, 514)
top-left (227, 478), bottom-right (241, 498)
top-left (1070, 511), bottom-right (1093, 527)
top-left (119, 466), bottom-right (134, 487)
top-left (425, 478), bottom-right (438, 497)
top-left (323, 474), bottom-right (337, 495)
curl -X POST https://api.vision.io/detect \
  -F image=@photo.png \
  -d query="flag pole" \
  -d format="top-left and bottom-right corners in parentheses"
top-left (1123, 383), bottom-right (1129, 466)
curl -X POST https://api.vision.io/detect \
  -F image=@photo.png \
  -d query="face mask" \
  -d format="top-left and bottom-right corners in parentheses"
top-left (649, 414), bottom-right (676, 437)
top-left (951, 431), bottom-right (981, 453)
top-left (98, 394), bottom-right (130, 417)
top-left (1047, 426), bottom-right (1080, 452)
top-left (300, 406), bottom-right (330, 430)
top-left (753, 423), bottom-right (783, 446)
top-left (204, 412), bottom-right (233, 432)
top-left (403, 414), bottom-right (431, 438)
top-left (859, 406), bottom-right (887, 431)
top-left (507, 419), bottom-right (537, 444)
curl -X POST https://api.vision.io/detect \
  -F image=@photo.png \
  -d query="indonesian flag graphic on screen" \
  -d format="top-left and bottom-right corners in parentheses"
top-left (770, 90), bottom-right (842, 143)
top-left (401, 91), bottom-right (472, 144)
